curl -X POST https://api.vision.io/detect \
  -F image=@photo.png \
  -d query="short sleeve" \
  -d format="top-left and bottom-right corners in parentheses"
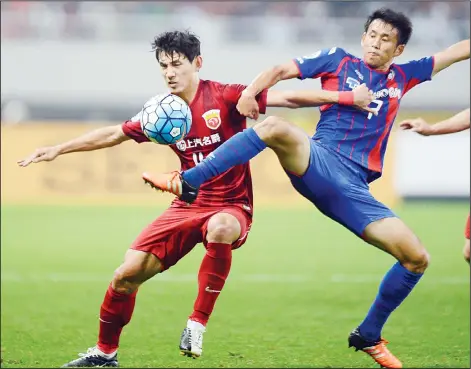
top-left (395, 56), bottom-right (434, 94)
top-left (293, 47), bottom-right (348, 80)
top-left (121, 110), bottom-right (150, 143)
top-left (223, 84), bottom-right (268, 114)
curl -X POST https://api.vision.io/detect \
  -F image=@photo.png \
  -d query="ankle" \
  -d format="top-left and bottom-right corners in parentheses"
top-left (187, 317), bottom-right (207, 330)
top-left (96, 344), bottom-right (118, 357)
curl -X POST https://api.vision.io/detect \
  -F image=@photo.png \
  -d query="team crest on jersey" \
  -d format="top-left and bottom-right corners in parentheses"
top-left (202, 109), bottom-right (221, 130)
top-left (388, 70), bottom-right (395, 80)
top-left (176, 140), bottom-right (187, 151)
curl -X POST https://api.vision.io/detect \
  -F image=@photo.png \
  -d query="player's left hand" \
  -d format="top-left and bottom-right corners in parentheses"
top-left (352, 84), bottom-right (377, 116)
top-left (237, 90), bottom-right (260, 120)
top-left (398, 118), bottom-right (433, 135)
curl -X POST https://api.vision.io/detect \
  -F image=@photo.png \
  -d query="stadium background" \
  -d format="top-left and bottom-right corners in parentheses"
top-left (1, 1), bottom-right (469, 368)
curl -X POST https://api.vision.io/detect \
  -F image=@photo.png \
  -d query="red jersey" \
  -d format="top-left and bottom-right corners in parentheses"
top-left (122, 79), bottom-right (268, 212)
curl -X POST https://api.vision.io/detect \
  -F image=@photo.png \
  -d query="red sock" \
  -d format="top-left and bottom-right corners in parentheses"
top-left (189, 243), bottom-right (232, 326)
top-left (97, 284), bottom-right (137, 354)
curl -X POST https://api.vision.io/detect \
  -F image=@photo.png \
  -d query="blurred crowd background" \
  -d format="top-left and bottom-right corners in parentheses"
top-left (2, 1), bottom-right (469, 46)
top-left (2, 1), bottom-right (470, 124)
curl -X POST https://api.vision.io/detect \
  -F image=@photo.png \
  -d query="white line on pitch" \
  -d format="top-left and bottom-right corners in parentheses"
top-left (1, 272), bottom-right (469, 284)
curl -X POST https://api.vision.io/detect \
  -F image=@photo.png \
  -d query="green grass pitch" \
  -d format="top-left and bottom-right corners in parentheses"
top-left (1, 202), bottom-right (469, 368)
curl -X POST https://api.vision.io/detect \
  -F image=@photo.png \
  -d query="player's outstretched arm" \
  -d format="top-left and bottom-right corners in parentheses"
top-left (266, 84), bottom-right (376, 115)
top-left (432, 39), bottom-right (470, 77)
top-left (237, 60), bottom-right (300, 119)
top-left (17, 125), bottom-right (130, 167)
top-left (399, 108), bottom-right (470, 136)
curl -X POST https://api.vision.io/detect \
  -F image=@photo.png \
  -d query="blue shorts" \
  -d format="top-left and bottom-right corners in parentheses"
top-left (286, 140), bottom-right (396, 237)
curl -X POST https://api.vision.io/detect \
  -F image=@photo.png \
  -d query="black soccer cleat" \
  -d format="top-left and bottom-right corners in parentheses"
top-left (348, 328), bottom-right (403, 368)
top-left (142, 171), bottom-right (199, 204)
top-left (61, 347), bottom-right (118, 367)
top-left (348, 328), bottom-right (379, 351)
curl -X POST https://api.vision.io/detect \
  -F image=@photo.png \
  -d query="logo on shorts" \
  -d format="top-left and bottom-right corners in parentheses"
top-left (202, 109), bottom-right (221, 130)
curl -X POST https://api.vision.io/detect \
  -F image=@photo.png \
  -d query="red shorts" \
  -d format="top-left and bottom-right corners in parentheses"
top-left (465, 214), bottom-right (470, 239)
top-left (131, 205), bottom-right (252, 271)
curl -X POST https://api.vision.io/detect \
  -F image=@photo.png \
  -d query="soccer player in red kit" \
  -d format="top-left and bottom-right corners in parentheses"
top-left (399, 108), bottom-right (470, 264)
top-left (17, 30), bottom-right (374, 367)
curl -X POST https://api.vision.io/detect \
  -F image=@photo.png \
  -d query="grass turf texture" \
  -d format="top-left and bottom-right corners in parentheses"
top-left (1, 203), bottom-right (469, 368)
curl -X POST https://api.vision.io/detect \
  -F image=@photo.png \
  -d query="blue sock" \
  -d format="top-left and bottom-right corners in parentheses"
top-left (182, 127), bottom-right (267, 188)
top-left (358, 262), bottom-right (423, 342)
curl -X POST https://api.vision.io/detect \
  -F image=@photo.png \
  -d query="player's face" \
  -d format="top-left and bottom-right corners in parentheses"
top-left (361, 19), bottom-right (405, 70)
top-left (158, 52), bottom-right (202, 94)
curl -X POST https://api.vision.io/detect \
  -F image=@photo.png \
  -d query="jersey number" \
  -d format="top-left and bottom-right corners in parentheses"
top-left (193, 152), bottom-right (205, 165)
top-left (367, 100), bottom-right (383, 119)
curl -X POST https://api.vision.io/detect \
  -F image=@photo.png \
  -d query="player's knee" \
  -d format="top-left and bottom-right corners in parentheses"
top-left (111, 255), bottom-right (163, 294)
top-left (206, 214), bottom-right (241, 244)
top-left (112, 267), bottom-right (141, 294)
top-left (464, 252), bottom-right (470, 264)
top-left (463, 241), bottom-right (470, 263)
top-left (255, 116), bottom-right (291, 148)
top-left (206, 223), bottom-right (240, 244)
top-left (367, 219), bottom-right (430, 273)
top-left (111, 268), bottom-right (140, 295)
top-left (402, 247), bottom-right (430, 273)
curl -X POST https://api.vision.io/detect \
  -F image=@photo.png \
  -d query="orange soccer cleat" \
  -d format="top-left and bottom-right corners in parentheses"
top-left (348, 328), bottom-right (402, 368)
top-left (142, 171), bottom-right (199, 204)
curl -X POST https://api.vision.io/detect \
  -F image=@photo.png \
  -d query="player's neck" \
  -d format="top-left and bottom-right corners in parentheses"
top-left (176, 77), bottom-right (200, 105)
top-left (365, 60), bottom-right (393, 72)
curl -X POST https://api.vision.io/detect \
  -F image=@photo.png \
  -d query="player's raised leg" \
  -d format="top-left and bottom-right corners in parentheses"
top-left (348, 217), bottom-right (430, 369)
top-left (62, 250), bottom-right (164, 367)
top-left (143, 116), bottom-right (312, 198)
top-left (184, 115), bottom-right (311, 184)
top-left (180, 210), bottom-right (247, 358)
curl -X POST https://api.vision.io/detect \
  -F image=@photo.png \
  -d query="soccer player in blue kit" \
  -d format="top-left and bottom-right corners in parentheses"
top-left (143, 8), bottom-right (470, 368)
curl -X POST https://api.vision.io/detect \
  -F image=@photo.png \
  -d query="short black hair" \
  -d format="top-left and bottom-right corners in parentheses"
top-left (151, 30), bottom-right (201, 63)
top-left (364, 8), bottom-right (413, 45)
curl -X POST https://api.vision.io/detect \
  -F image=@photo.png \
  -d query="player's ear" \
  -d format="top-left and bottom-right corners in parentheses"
top-left (393, 44), bottom-right (405, 58)
top-left (194, 55), bottom-right (203, 71)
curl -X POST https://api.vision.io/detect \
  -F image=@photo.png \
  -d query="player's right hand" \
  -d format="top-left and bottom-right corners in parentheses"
top-left (398, 117), bottom-right (433, 135)
top-left (352, 84), bottom-right (377, 116)
top-left (17, 146), bottom-right (60, 167)
top-left (237, 91), bottom-right (260, 120)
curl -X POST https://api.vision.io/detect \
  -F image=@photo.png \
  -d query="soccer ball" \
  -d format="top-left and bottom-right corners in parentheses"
top-left (140, 94), bottom-right (192, 145)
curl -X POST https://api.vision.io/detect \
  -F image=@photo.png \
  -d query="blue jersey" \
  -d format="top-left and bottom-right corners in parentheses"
top-left (293, 47), bottom-right (434, 182)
